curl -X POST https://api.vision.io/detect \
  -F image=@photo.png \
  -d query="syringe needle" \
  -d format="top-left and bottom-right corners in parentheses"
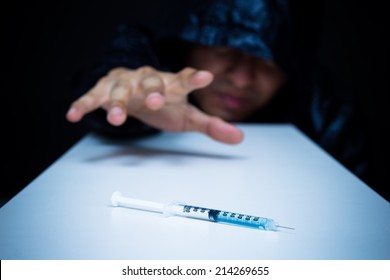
top-left (277, 225), bottom-right (295, 230)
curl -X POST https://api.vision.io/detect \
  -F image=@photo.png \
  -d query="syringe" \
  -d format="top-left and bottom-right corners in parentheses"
top-left (111, 191), bottom-right (293, 231)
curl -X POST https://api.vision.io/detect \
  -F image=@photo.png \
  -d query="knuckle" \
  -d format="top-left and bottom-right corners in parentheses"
top-left (96, 76), bottom-right (110, 87)
top-left (137, 66), bottom-right (155, 75)
top-left (108, 99), bottom-right (126, 108)
top-left (108, 67), bottom-right (127, 76)
top-left (142, 76), bottom-right (163, 89)
top-left (179, 67), bottom-right (196, 76)
top-left (177, 67), bottom-right (197, 89)
top-left (111, 80), bottom-right (136, 100)
top-left (114, 79), bottom-right (131, 88)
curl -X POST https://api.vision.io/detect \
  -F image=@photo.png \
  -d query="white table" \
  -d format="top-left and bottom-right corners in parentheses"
top-left (1, 124), bottom-right (389, 259)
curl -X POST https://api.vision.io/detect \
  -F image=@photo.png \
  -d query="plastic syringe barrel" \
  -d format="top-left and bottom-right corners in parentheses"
top-left (111, 191), bottom-right (165, 213)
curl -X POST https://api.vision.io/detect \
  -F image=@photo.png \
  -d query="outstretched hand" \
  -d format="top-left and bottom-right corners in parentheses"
top-left (66, 66), bottom-right (243, 144)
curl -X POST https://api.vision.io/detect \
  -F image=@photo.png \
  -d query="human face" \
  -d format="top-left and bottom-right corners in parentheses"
top-left (187, 45), bottom-right (286, 121)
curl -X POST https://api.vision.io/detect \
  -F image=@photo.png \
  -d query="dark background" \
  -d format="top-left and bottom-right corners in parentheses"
top-left (2, 0), bottom-right (389, 206)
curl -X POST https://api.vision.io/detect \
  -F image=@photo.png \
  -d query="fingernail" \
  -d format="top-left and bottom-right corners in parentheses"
top-left (66, 107), bottom-right (77, 115)
top-left (147, 92), bottom-right (162, 99)
top-left (195, 70), bottom-right (212, 77)
top-left (196, 70), bottom-right (209, 75)
top-left (109, 107), bottom-right (123, 116)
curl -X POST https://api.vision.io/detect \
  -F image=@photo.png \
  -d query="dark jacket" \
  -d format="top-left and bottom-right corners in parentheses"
top-left (74, 0), bottom-right (368, 182)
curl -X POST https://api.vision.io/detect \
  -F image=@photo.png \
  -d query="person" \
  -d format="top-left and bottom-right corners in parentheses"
top-left (66, 0), bottom-right (368, 183)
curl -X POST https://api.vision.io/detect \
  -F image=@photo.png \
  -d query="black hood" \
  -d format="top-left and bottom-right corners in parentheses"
top-left (180, 0), bottom-right (289, 59)
top-left (176, 0), bottom-right (295, 77)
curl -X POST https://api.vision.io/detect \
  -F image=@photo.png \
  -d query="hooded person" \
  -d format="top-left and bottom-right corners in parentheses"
top-left (67, 0), bottom-right (368, 183)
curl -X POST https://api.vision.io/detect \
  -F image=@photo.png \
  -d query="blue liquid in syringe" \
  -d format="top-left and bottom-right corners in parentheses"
top-left (209, 210), bottom-right (273, 230)
top-left (181, 205), bottom-right (278, 231)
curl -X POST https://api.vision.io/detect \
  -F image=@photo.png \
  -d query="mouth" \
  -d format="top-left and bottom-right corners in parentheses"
top-left (215, 91), bottom-right (250, 110)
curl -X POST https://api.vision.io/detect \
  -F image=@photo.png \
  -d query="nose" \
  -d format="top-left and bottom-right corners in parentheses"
top-left (227, 55), bottom-right (255, 89)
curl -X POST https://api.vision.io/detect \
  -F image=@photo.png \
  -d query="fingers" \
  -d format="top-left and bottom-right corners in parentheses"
top-left (176, 68), bottom-right (214, 93)
top-left (66, 67), bottom-right (166, 125)
top-left (184, 106), bottom-right (244, 145)
top-left (188, 70), bottom-right (214, 90)
top-left (140, 75), bottom-right (165, 110)
top-left (106, 71), bottom-right (167, 125)
top-left (207, 118), bottom-right (244, 144)
top-left (105, 67), bottom-right (167, 125)
top-left (66, 67), bottom-right (215, 132)
top-left (106, 80), bottom-right (133, 126)
top-left (66, 77), bottom-right (112, 122)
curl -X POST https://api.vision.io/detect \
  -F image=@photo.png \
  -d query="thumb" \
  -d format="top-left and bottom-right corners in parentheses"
top-left (184, 106), bottom-right (244, 145)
